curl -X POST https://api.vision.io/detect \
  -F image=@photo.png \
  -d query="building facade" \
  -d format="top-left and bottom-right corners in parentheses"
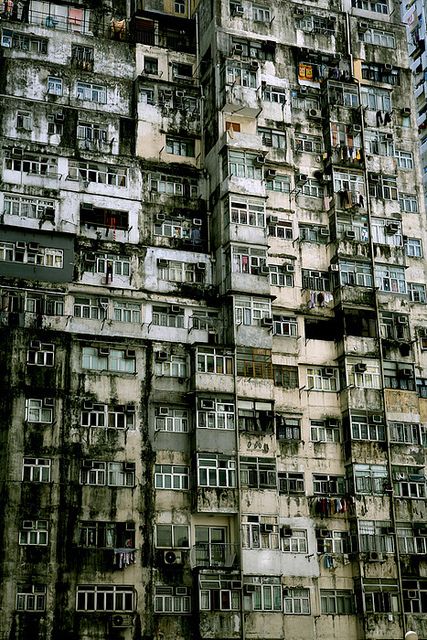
top-left (0, 0), bottom-right (427, 639)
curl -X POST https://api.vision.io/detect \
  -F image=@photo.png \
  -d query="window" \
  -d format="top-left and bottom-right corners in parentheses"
top-left (302, 269), bottom-right (330, 291)
top-left (284, 588), bottom-right (310, 614)
top-left (339, 261), bottom-right (373, 287)
top-left (79, 521), bottom-right (135, 549)
top-left (263, 85), bottom-right (286, 103)
top-left (191, 310), bottom-right (219, 331)
top-left (172, 62), bottom-right (192, 78)
top-left (360, 28), bottom-right (395, 47)
top-left (80, 403), bottom-right (135, 430)
top-left (278, 471), bottom-right (305, 495)
top-left (266, 174), bottom-right (290, 193)
top-left (80, 461), bottom-right (135, 487)
top-left (269, 265), bottom-right (294, 287)
top-left (317, 530), bottom-right (349, 554)
top-left (276, 416), bottom-right (301, 441)
top-left (350, 413), bottom-right (385, 442)
top-left (245, 577), bottom-right (281, 611)
top-left (295, 134), bottom-right (322, 154)
top-left (321, 590), bottom-right (354, 614)
top-left (155, 407), bottom-right (189, 433)
top-left (405, 238), bottom-right (423, 258)
top-left (238, 399), bottom-right (273, 433)
top-left (4, 30), bottom-right (48, 53)
top-left (68, 160), bottom-right (127, 187)
top-left (327, 82), bottom-right (359, 108)
top-left (197, 347), bottom-right (233, 375)
top-left (229, 198), bottom-right (265, 226)
top-left (403, 580), bottom-right (427, 613)
top-left (16, 110), bottom-right (32, 131)
top-left (307, 367), bottom-right (338, 392)
top-left (156, 524), bottom-right (189, 548)
top-left (395, 150), bottom-right (414, 170)
top-left (152, 305), bottom-right (185, 329)
top-left (82, 347), bottom-right (136, 374)
top-left (361, 63), bottom-right (398, 85)
top-left (282, 530), bottom-right (307, 553)
top-left (364, 131), bottom-right (394, 157)
top-left (158, 260), bottom-right (205, 284)
top-left (393, 467), bottom-right (426, 498)
top-left (334, 171), bottom-right (365, 204)
top-left (25, 398), bottom-right (53, 423)
top-left (369, 175), bottom-right (398, 200)
top-left (274, 365), bottom-right (299, 388)
top-left (19, 520), bottom-right (48, 546)
top-left (397, 527), bottom-right (421, 555)
top-left (197, 454), bottom-right (236, 488)
top-left (140, 86), bottom-right (154, 104)
top-left (253, 5), bottom-right (271, 21)
top-left (198, 398), bottom-right (235, 430)
top-left (352, 362), bottom-right (381, 389)
top-left (371, 218), bottom-right (402, 246)
top-left (0, 242), bottom-right (63, 269)
top-left (383, 361), bottom-right (414, 391)
top-left (390, 422), bottom-right (421, 444)
top-left (77, 123), bottom-right (108, 143)
top-left (27, 342), bottom-right (55, 367)
top-left (16, 585), bottom-right (46, 612)
top-left (236, 345), bottom-right (273, 379)
top-left (400, 193), bottom-right (418, 213)
top-left (76, 81), bottom-right (106, 103)
top-left (226, 62), bottom-right (257, 88)
top-left (199, 574), bottom-right (240, 611)
top-left (299, 224), bottom-right (329, 242)
top-left (313, 474), bottom-right (346, 495)
top-left (268, 221), bottom-right (292, 240)
top-left (242, 515), bottom-right (279, 549)
top-left (301, 178), bottom-right (323, 198)
top-left (166, 136), bottom-right (195, 157)
top-left (375, 265), bottom-right (406, 294)
top-left (76, 585), bottom-right (134, 612)
top-left (155, 464), bottom-right (189, 490)
top-left (72, 45), bottom-right (94, 70)
top-left (409, 283), bottom-right (426, 303)
top-left (155, 354), bottom-right (187, 378)
top-left (80, 205), bottom-right (128, 230)
top-left (47, 76), bottom-right (62, 95)
top-left (235, 296), bottom-right (271, 326)
top-left (149, 173), bottom-right (198, 197)
top-left (113, 302), bottom-right (141, 324)
top-left (362, 580), bottom-right (400, 613)
top-left (74, 297), bottom-right (107, 320)
top-left (3, 194), bottom-right (55, 220)
top-left (22, 457), bottom-right (51, 482)
top-left (354, 464), bottom-right (388, 495)
top-left (240, 456), bottom-right (276, 488)
top-left (174, 0), bottom-right (185, 13)
top-left (232, 245), bottom-right (267, 275)
top-left (310, 419), bottom-right (340, 443)
top-left (226, 150), bottom-right (262, 179)
top-left (155, 586), bottom-right (191, 613)
top-left (273, 315), bottom-right (297, 337)
top-left (144, 57), bottom-right (158, 74)
top-left (258, 127), bottom-right (286, 149)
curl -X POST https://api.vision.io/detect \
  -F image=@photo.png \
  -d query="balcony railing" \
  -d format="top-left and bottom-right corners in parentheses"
top-left (190, 543), bottom-right (239, 569)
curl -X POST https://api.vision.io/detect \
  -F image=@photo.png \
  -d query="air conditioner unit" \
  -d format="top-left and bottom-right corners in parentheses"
top-left (22, 520), bottom-right (34, 529)
top-left (1, 33), bottom-right (12, 47)
top-left (175, 90), bottom-right (185, 98)
top-left (358, 21), bottom-right (369, 31)
top-left (308, 108), bottom-right (321, 119)
top-left (397, 315), bottom-right (408, 325)
top-left (323, 367), bottom-right (335, 377)
top-left (157, 258), bottom-right (168, 267)
top-left (370, 414), bottom-right (382, 424)
top-left (268, 215), bottom-right (279, 224)
top-left (82, 459), bottom-right (93, 469)
top-left (267, 169), bottom-right (276, 178)
top-left (286, 264), bottom-right (295, 273)
top-left (163, 550), bottom-right (182, 565)
top-left (16, 241), bottom-right (26, 250)
top-left (156, 213), bottom-right (166, 222)
top-left (244, 584), bottom-right (257, 594)
top-left (30, 340), bottom-right (41, 350)
top-left (260, 317), bottom-right (273, 328)
top-left (294, 7), bottom-right (304, 16)
top-left (399, 368), bottom-right (412, 377)
top-left (319, 529), bottom-right (329, 538)
top-left (345, 230), bottom-right (356, 240)
top-left (352, 124), bottom-right (362, 132)
top-left (83, 400), bottom-right (93, 409)
top-left (193, 218), bottom-right (202, 226)
top-left (384, 63), bottom-right (392, 71)
top-left (156, 351), bottom-right (168, 361)
top-left (355, 362), bottom-right (367, 373)
top-left (196, 262), bottom-right (206, 270)
top-left (260, 265), bottom-right (270, 275)
top-left (125, 349), bottom-right (136, 358)
top-left (231, 580), bottom-right (242, 589)
top-left (281, 526), bottom-right (293, 537)
top-left (233, 44), bottom-right (244, 55)
top-left (98, 347), bottom-right (110, 356)
top-left (99, 298), bottom-right (109, 308)
top-left (171, 305), bottom-right (181, 313)
top-left (255, 155), bottom-right (266, 165)
top-left (111, 614), bottom-right (133, 628)
top-left (330, 264), bottom-right (339, 271)
top-left (158, 407), bottom-right (169, 416)
top-left (201, 399), bottom-right (215, 409)
top-left (124, 462), bottom-right (135, 471)
top-left (296, 173), bottom-right (308, 184)
top-left (401, 107), bottom-right (411, 116)
top-left (260, 523), bottom-right (274, 533)
top-left (43, 397), bottom-right (54, 407)
top-left (367, 551), bottom-right (384, 562)
top-left (320, 227), bottom-right (330, 237)
top-left (385, 223), bottom-right (399, 234)
top-left (419, 328), bottom-right (427, 338)
top-left (232, 4), bottom-right (244, 15)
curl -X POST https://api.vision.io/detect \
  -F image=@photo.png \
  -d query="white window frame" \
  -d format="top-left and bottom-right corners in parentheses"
top-left (19, 520), bottom-right (48, 546)
top-left (47, 76), bottom-right (62, 95)
top-left (197, 398), bottom-right (235, 430)
top-left (395, 150), bottom-right (414, 170)
top-left (27, 342), bottom-right (55, 367)
top-left (282, 530), bottom-right (308, 553)
top-left (284, 588), bottom-right (311, 614)
top-left (307, 367), bottom-right (338, 391)
top-left (80, 403), bottom-right (135, 430)
top-left (76, 81), bottom-right (106, 103)
top-left (76, 585), bottom-right (134, 612)
top-left (22, 457), bottom-right (51, 482)
top-left (155, 464), bottom-right (189, 490)
top-left (155, 354), bottom-right (187, 378)
top-left (16, 585), bottom-right (46, 612)
top-left (25, 398), bottom-right (53, 423)
top-left (81, 347), bottom-right (136, 374)
top-left (154, 586), bottom-right (191, 613)
top-left (405, 238), bottom-right (423, 258)
top-left (155, 407), bottom-right (189, 433)
top-left (156, 523), bottom-right (190, 548)
top-left (197, 453), bottom-right (236, 488)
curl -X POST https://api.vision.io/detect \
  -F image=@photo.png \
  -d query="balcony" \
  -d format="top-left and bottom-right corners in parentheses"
top-left (190, 543), bottom-right (239, 569)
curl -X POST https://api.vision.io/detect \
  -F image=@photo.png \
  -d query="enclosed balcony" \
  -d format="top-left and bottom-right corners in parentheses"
top-left (190, 542), bottom-right (239, 569)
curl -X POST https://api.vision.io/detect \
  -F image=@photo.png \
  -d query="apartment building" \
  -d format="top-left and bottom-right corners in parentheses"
top-left (0, 0), bottom-right (426, 639)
